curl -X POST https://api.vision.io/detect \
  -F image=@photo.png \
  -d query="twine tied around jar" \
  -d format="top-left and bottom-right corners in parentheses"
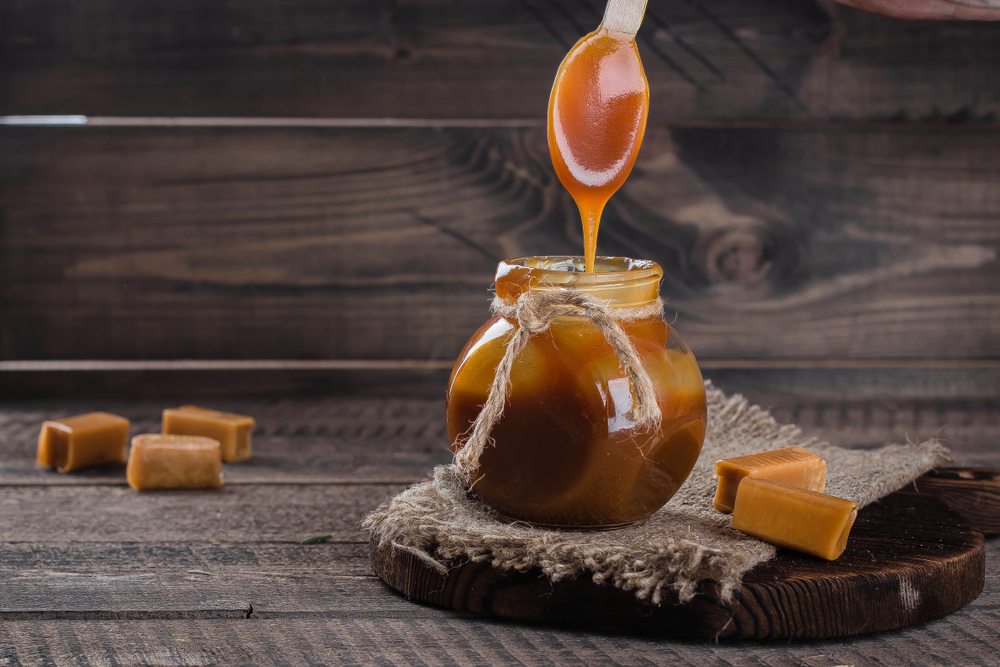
top-left (453, 289), bottom-right (665, 481)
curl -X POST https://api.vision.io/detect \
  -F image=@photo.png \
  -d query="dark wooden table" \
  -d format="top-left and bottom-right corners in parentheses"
top-left (2, 393), bottom-right (997, 665)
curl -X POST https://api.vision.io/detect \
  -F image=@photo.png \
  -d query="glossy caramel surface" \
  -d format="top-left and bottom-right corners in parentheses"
top-left (713, 446), bottom-right (827, 514)
top-left (127, 434), bottom-right (224, 491)
top-left (447, 308), bottom-right (706, 528)
top-left (548, 29), bottom-right (648, 273)
top-left (732, 478), bottom-right (858, 561)
top-left (162, 405), bottom-right (254, 462)
top-left (36, 412), bottom-right (130, 473)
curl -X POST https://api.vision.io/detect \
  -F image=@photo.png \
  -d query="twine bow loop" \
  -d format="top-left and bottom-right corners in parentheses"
top-left (508, 289), bottom-right (596, 334)
top-left (453, 289), bottom-right (665, 481)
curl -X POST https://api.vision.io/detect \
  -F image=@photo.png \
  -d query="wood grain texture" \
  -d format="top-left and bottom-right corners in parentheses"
top-left (0, 494), bottom-right (992, 621)
top-left (898, 468), bottom-right (1000, 536)
top-left (0, 396), bottom-right (449, 480)
top-left (0, 556), bottom-right (463, 620)
top-left (0, 541), bottom-right (374, 576)
top-left (370, 492), bottom-right (985, 639)
top-left (798, 6), bottom-right (1000, 123)
top-left (0, 367), bottom-right (456, 400)
top-left (0, 0), bottom-right (821, 120)
top-left (2, 364), bottom-right (999, 402)
top-left (0, 484), bottom-right (402, 543)
top-left (0, 399), bottom-right (996, 661)
top-left (2, 1), bottom-right (999, 122)
top-left (2, 126), bottom-right (998, 365)
top-left (0, 608), bottom-right (999, 667)
top-left (747, 384), bottom-right (1000, 466)
top-left (2, 392), bottom-right (996, 483)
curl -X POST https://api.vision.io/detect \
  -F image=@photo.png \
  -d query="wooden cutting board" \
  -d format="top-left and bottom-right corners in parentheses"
top-left (370, 467), bottom-right (999, 640)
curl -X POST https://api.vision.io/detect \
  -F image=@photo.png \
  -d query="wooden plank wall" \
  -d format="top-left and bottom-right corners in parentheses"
top-left (4, 0), bottom-right (1000, 121)
top-left (1, 0), bottom-right (999, 402)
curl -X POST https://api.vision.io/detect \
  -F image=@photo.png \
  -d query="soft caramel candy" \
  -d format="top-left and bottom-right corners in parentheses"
top-left (37, 412), bottom-right (130, 473)
top-left (162, 405), bottom-right (254, 462)
top-left (732, 478), bottom-right (858, 561)
top-left (713, 446), bottom-right (826, 513)
top-left (127, 434), bottom-right (223, 490)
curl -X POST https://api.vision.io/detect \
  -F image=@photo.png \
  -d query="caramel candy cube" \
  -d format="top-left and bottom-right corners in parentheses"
top-left (162, 405), bottom-right (254, 462)
top-left (713, 446), bottom-right (826, 513)
top-left (127, 434), bottom-right (223, 490)
top-left (732, 478), bottom-right (858, 561)
top-left (37, 412), bottom-right (130, 473)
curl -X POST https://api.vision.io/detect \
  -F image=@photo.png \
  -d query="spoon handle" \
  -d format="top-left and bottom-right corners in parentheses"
top-left (601, 0), bottom-right (648, 36)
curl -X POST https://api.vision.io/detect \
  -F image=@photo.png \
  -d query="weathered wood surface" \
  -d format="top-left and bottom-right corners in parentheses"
top-left (2, 1), bottom-right (1000, 122)
top-left (3, 364), bottom-right (1000, 402)
top-left (1, 547), bottom-right (460, 620)
top-left (756, 386), bottom-right (1000, 466)
top-left (2, 396), bottom-right (995, 500)
top-left (0, 366), bottom-right (458, 400)
top-left (0, 483), bottom-right (403, 543)
top-left (2, 126), bottom-right (998, 368)
top-left (1, 611), bottom-right (999, 667)
top-left (1, 392), bottom-right (997, 480)
top-left (0, 397), bottom-right (998, 662)
top-left (898, 468), bottom-right (1000, 536)
top-left (371, 492), bottom-right (986, 639)
top-left (0, 396), bottom-right (452, 483)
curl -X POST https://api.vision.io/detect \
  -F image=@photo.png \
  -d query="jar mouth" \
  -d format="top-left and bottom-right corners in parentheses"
top-left (494, 256), bottom-right (663, 306)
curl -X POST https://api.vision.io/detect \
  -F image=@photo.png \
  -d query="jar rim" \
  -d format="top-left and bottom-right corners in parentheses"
top-left (497, 256), bottom-right (663, 284)
top-left (494, 256), bottom-right (663, 306)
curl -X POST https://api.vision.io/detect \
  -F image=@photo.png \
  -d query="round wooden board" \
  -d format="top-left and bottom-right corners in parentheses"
top-left (370, 492), bottom-right (985, 639)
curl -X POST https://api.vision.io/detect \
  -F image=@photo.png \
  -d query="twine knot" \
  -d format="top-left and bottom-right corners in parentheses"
top-left (453, 289), bottom-right (665, 481)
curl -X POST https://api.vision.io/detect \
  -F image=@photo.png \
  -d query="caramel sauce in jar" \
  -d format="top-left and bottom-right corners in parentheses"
top-left (548, 29), bottom-right (649, 273)
top-left (447, 257), bottom-right (707, 529)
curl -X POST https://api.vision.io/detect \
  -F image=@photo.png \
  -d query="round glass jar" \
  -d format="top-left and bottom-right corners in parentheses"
top-left (447, 256), bottom-right (707, 529)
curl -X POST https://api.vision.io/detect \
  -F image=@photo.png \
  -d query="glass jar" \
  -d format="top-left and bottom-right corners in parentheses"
top-left (446, 256), bottom-right (707, 529)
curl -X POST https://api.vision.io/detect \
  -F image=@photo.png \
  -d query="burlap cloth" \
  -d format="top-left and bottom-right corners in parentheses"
top-left (364, 382), bottom-right (951, 605)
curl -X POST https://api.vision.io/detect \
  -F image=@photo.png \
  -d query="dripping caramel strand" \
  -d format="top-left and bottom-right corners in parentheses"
top-left (548, 26), bottom-right (649, 272)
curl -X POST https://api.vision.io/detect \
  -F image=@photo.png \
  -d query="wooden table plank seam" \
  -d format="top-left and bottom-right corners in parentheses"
top-left (0, 396), bottom-right (996, 662)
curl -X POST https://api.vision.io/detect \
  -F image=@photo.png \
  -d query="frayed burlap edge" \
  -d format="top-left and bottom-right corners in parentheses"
top-left (363, 382), bottom-right (952, 605)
